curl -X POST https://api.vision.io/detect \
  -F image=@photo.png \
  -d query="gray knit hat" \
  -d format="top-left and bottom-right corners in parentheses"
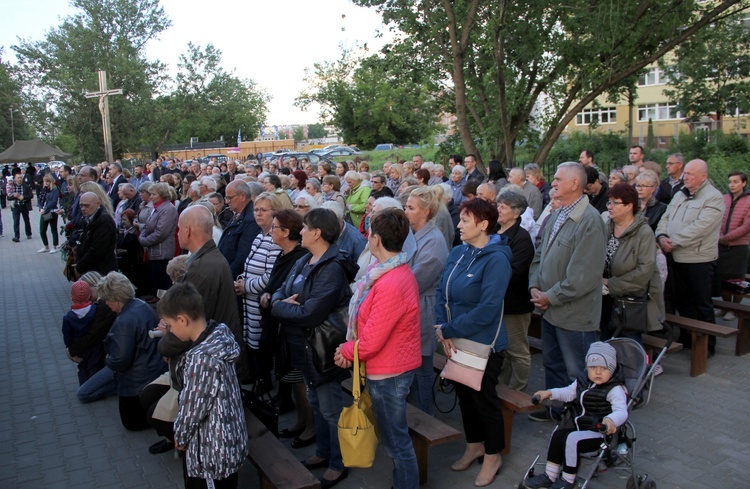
top-left (586, 342), bottom-right (617, 375)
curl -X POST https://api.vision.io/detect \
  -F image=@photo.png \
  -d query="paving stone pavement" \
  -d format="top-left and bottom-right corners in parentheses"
top-left (1, 204), bottom-right (749, 488)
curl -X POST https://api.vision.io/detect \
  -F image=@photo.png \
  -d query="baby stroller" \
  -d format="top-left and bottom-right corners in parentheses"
top-left (519, 336), bottom-right (664, 489)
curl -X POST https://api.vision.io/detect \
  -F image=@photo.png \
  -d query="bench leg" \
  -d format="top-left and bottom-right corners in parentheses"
top-left (411, 433), bottom-right (428, 485)
top-left (500, 405), bottom-right (513, 456)
top-left (735, 316), bottom-right (750, 356)
top-left (690, 332), bottom-right (708, 377)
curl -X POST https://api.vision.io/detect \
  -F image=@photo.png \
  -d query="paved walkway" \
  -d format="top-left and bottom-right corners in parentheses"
top-left (1, 204), bottom-right (749, 488)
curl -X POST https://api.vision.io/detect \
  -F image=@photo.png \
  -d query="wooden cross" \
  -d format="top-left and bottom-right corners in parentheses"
top-left (84, 71), bottom-right (123, 163)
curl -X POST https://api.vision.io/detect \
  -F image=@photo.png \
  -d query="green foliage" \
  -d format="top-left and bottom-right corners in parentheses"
top-left (296, 48), bottom-right (441, 150)
top-left (12, 1), bottom-right (268, 162)
top-left (353, 0), bottom-right (750, 166)
top-left (661, 12), bottom-right (750, 124)
top-left (13, 0), bottom-right (171, 162)
top-left (307, 123), bottom-right (327, 139)
top-left (545, 131), bottom-right (630, 169)
top-left (0, 51), bottom-right (33, 151)
top-left (292, 126), bottom-right (305, 142)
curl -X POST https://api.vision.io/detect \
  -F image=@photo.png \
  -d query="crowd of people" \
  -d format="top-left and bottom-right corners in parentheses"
top-left (2, 146), bottom-right (749, 489)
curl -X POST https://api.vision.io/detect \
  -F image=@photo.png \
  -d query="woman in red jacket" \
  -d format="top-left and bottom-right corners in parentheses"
top-left (335, 208), bottom-right (421, 489)
top-left (717, 170), bottom-right (750, 320)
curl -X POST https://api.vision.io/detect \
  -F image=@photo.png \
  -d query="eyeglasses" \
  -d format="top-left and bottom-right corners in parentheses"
top-left (635, 185), bottom-right (655, 189)
top-left (225, 193), bottom-right (236, 201)
top-left (254, 207), bottom-right (272, 214)
top-left (606, 200), bottom-right (625, 207)
top-left (271, 224), bottom-right (287, 232)
top-left (294, 205), bottom-right (310, 210)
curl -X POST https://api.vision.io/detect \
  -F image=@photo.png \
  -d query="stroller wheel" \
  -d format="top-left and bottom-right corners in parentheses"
top-left (627, 475), bottom-right (654, 489)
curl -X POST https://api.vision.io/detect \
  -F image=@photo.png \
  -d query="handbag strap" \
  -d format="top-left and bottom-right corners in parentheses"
top-left (351, 340), bottom-right (361, 401)
top-left (490, 302), bottom-right (505, 350)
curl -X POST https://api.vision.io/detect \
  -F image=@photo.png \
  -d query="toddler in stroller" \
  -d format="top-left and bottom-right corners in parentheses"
top-left (523, 342), bottom-right (627, 489)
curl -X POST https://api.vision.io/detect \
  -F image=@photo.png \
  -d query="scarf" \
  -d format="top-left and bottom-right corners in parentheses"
top-left (346, 251), bottom-right (407, 340)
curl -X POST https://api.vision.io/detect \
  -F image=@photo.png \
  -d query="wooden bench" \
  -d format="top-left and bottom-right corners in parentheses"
top-left (642, 334), bottom-right (683, 361)
top-left (664, 314), bottom-right (738, 377)
top-left (712, 299), bottom-right (750, 356)
top-left (432, 353), bottom-right (541, 456)
top-left (340, 378), bottom-right (461, 485)
top-left (245, 408), bottom-right (320, 489)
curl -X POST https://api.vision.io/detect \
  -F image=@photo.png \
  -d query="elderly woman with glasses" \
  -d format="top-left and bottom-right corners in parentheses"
top-left (634, 170), bottom-right (667, 232)
top-left (600, 184), bottom-right (665, 343)
top-left (234, 192), bottom-right (285, 387)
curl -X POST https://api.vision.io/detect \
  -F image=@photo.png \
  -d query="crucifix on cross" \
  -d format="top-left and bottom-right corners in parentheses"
top-left (84, 70), bottom-right (123, 163)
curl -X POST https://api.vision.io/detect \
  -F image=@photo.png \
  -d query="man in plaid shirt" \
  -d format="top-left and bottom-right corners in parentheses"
top-left (7, 172), bottom-right (33, 242)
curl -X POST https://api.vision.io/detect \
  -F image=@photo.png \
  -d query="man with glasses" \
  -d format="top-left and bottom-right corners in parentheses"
top-left (658, 153), bottom-right (685, 205)
top-left (75, 192), bottom-right (118, 276)
top-left (217, 180), bottom-right (262, 278)
top-left (370, 173), bottom-right (394, 197)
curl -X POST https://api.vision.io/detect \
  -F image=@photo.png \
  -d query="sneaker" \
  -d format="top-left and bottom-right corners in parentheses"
top-left (723, 312), bottom-right (736, 321)
top-left (524, 473), bottom-right (554, 489)
top-left (50, 247), bottom-right (59, 254)
top-left (713, 308), bottom-right (724, 317)
top-left (653, 364), bottom-right (664, 377)
top-left (37, 247), bottom-right (50, 253)
top-left (12, 237), bottom-right (19, 243)
top-left (26, 235), bottom-right (32, 240)
top-left (528, 409), bottom-right (553, 422)
top-left (550, 479), bottom-right (576, 489)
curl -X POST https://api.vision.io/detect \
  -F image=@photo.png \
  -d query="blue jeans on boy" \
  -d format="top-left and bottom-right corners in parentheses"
top-left (369, 371), bottom-right (419, 489)
top-left (542, 318), bottom-right (596, 415)
top-left (77, 366), bottom-right (117, 403)
top-left (307, 380), bottom-right (345, 472)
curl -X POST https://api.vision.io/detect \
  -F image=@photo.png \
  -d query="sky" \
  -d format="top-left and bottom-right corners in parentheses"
top-left (0, 0), bottom-right (391, 125)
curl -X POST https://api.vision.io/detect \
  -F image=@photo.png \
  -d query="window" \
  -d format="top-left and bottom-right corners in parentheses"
top-left (638, 67), bottom-right (668, 86)
top-left (575, 107), bottom-right (617, 125)
top-left (637, 103), bottom-right (682, 121)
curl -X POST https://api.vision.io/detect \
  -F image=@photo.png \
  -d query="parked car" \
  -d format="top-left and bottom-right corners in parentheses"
top-left (269, 152), bottom-right (333, 167)
top-left (318, 147), bottom-right (362, 158)
top-left (373, 143), bottom-right (395, 151)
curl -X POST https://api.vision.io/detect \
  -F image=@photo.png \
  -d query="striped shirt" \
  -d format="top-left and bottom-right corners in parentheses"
top-left (240, 231), bottom-right (281, 349)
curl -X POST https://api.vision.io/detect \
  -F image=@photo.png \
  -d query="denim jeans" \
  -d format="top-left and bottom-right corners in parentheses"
top-left (77, 366), bottom-right (117, 403)
top-left (369, 371), bottom-right (419, 489)
top-left (408, 355), bottom-right (434, 415)
top-left (306, 380), bottom-right (345, 471)
top-left (541, 318), bottom-right (596, 390)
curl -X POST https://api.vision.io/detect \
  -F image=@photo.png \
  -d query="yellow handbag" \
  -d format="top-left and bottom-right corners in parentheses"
top-left (337, 340), bottom-right (379, 468)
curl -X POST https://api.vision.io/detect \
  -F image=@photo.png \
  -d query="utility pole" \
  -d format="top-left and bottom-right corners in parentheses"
top-left (84, 71), bottom-right (123, 163)
top-left (9, 108), bottom-right (14, 144)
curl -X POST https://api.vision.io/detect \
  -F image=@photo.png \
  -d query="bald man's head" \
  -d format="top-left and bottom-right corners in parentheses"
top-left (178, 205), bottom-right (214, 252)
top-left (79, 192), bottom-right (101, 217)
top-left (683, 159), bottom-right (708, 193)
top-left (476, 183), bottom-right (498, 203)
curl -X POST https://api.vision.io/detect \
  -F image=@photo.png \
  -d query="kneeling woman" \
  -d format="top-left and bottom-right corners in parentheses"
top-left (435, 198), bottom-right (512, 487)
top-left (77, 272), bottom-right (167, 430)
top-left (335, 208), bottom-right (422, 489)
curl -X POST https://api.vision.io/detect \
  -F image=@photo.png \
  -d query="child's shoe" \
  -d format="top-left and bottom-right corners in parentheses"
top-left (550, 478), bottom-right (576, 489)
top-left (524, 473), bottom-right (554, 489)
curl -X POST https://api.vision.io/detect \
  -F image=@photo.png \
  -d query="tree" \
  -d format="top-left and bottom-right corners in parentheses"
top-left (292, 126), bottom-right (305, 141)
top-left (0, 51), bottom-right (33, 151)
top-left (165, 43), bottom-right (269, 148)
top-left (307, 123), bottom-right (327, 139)
top-left (661, 13), bottom-right (750, 129)
top-left (296, 48), bottom-right (441, 149)
top-left (354, 0), bottom-right (750, 167)
top-left (13, 0), bottom-right (170, 162)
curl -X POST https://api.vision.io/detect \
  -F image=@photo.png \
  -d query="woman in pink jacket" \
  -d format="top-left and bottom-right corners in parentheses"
top-left (335, 208), bottom-right (421, 489)
top-left (717, 170), bottom-right (750, 320)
